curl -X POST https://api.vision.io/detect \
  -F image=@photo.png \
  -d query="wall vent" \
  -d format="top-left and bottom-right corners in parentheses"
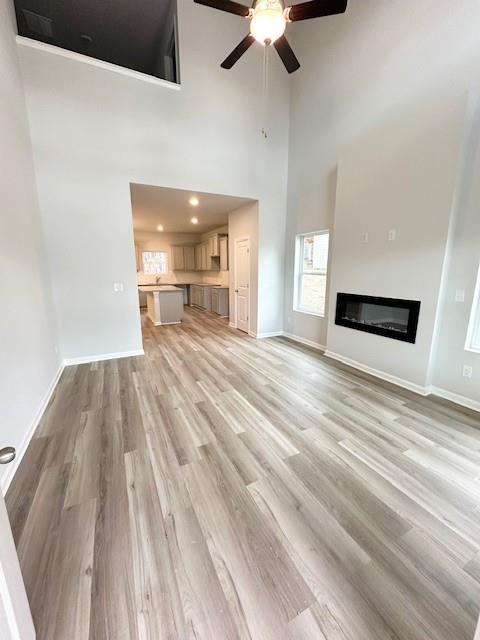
top-left (21, 8), bottom-right (54, 38)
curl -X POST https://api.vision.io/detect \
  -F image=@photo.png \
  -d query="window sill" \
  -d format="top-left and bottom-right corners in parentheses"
top-left (294, 308), bottom-right (325, 319)
top-left (464, 345), bottom-right (480, 354)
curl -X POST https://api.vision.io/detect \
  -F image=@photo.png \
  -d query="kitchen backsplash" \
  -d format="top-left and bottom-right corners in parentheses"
top-left (137, 270), bottom-right (229, 287)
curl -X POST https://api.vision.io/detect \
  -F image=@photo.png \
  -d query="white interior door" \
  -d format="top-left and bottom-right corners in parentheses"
top-left (234, 238), bottom-right (250, 333)
top-left (0, 490), bottom-right (35, 639)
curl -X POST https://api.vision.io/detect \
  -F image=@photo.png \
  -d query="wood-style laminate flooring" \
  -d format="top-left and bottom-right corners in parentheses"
top-left (6, 307), bottom-right (480, 640)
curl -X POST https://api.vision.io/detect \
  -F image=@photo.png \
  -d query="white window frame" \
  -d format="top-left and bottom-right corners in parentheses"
top-left (465, 261), bottom-right (480, 353)
top-left (293, 230), bottom-right (329, 318)
top-left (142, 250), bottom-right (168, 274)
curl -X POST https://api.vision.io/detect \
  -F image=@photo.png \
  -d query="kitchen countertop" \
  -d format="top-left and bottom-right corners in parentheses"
top-left (138, 282), bottom-right (227, 288)
top-left (138, 285), bottom-right (182, 292)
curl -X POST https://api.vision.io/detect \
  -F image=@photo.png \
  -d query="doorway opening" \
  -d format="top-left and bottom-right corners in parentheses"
top-left (129, 184), bottom-right (258, 343)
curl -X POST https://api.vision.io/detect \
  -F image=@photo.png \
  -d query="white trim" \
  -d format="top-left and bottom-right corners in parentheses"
top-left (247, 330), bottom-right (326, 350)
top-left (293, 229), bottom-right (330, 318)
top-left (1, 362), bottom-right (64, 493)
top-left (63, 349), bottom-right (144, 366)
top-left (324, 350), bottom-right (430, 396)
top-left (281, 332), bottom-right (326, 352)
top-left (294, 308), bottom-right (325, 319)
top-left (465, 260), bottom-right (480, 352)
top-left (323, 350), bottom-right (479, 414)
top-left (250, 330), bottom-right (283, 339)
top-left (429, 385), bottom-right (480, 414)
top-left (228, 322), bottom-right (237, 329)
top-left (16, 36), bottom-right (181, 90)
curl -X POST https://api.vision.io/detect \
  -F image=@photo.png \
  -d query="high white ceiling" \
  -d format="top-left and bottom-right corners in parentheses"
top-left (130, 184), bottom-right (253, 234)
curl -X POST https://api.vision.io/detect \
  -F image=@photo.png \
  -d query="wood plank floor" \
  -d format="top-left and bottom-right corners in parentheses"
top-left (6, 306), bottom-right (480, 640)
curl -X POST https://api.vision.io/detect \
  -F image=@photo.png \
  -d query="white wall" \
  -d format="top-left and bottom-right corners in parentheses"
top-left (0, 0), bottom-right (60, 488)
top-left (285, 0), bottom-right (480, 398)
top-left (229, 203), bottom-right (259, 334)
top-left (430, 93), bottom-right (480, 405)
top-left (327, 91), bottom-right (465, 388)
top-left (17, 0), bottom-right (290, 361)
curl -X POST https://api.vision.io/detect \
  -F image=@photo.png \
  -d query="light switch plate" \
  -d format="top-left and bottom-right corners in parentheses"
top-left (388, 229), bottom-right (396, 241)
top-left (463, 365), bottom-right (473, 379)
top-left (361, 232), bottom-right (369, 244)
top-left (113, 282), bottom-right (124, 292)
top-left (455, 289), bottom-right (465, 302)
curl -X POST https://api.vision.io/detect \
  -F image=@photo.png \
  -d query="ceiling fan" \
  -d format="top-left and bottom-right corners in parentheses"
top-left (193, 0), bottom-right (347, 73)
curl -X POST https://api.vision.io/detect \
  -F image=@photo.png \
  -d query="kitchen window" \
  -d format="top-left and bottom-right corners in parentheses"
top-left (465, 261), bottom-right (480, 353)
top-left (294, 231), bottom-right (329, 317)
top-left (142, 251), bottom-right (168, 274)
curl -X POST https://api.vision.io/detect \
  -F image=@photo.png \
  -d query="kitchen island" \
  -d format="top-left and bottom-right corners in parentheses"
top-left (138, 285), bottom-right (184, 326)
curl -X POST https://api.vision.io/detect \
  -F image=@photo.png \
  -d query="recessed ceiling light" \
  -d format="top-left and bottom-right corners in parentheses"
top-left (191, 217), bottom-right (198, 224)
top-left (156, 224), bottom-right (164, 231)
top-left (189, 196), bottom-right (199, 207)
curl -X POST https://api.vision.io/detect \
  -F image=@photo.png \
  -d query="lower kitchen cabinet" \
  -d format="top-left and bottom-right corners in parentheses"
top-left (190, 285), bottom-right (213, 311)
top-left (211, 288), bottom-right (229, 317)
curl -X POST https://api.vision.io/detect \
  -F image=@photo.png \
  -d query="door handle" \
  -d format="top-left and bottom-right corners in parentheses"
top-left (0, 447), bottom-right (16, 464)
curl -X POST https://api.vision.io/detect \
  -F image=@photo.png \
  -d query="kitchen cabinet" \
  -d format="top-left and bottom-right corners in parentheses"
top-left (195, 245), bottom-right (202, 270)
top-left (171, 246), bottom-right (185, 271)
top-left (135, 244), bottom-right (142, 271)
top-left (171, 245), bottom-right (196, 271)
top-left (184, 246), bottom-right (195, 270)
top-left (219, 236), bottom-right (228, 271)
top-left (208, 234), bottom-right (220, 257)
top-left (201, 243), bottom-right (208, 271)
top-left (190, 284), bottom-right (213, 311)
top-left (211, 288), bottom-right (229, 317)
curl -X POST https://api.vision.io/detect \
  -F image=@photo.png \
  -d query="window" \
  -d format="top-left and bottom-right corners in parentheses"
top-left (142, 251), bottom-right (168, 274)
top-left (294, 231), bottom-right (329, 316)
top-left (465, 262), bottom-right (480, 353)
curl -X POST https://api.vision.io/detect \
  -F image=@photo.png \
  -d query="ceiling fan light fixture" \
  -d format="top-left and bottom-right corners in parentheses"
top-left (250, 0), bottom-right (286, 44)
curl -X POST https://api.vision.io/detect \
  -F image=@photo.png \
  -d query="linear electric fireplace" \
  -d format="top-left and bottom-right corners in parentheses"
top-left (335, 293), bottom-right (421, 343)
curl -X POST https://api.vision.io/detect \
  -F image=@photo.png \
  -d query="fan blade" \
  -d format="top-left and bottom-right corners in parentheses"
top-left (274, 35), bottom-right (300, 74)
top-left (288, 0), bottom-right (347, 22)
top-left (221, 34), bottom-right (255, 69)
top-left (194, 0), bottom-right (250, 17)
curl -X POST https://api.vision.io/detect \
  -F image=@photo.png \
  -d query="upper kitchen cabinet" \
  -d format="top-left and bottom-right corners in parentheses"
top-left (219, 236), bottom-right (228, 271)
top-left (171, 245), bottom-right (196, 271)
top-left (184, 246), bottom-right (196, 270)
top-left (208, 234), bottom-right (220, 257)
top-left (171, 246), bottom-right (184, 271)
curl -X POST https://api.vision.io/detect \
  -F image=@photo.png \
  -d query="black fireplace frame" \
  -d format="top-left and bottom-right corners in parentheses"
top-left (335, 293), bottom-right (421, 344)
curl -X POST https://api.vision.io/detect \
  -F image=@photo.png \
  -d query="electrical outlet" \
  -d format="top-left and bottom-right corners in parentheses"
top-left (388, 229), bottom-right (396, 241)
top-left (455, 289), bottom-right (465, 303)
top-left (113, 282), bottom-right (124, 292)
top-left (463, 365), bottom-right (473, 379)
top-left (361, 232), bottom-right (369, 244)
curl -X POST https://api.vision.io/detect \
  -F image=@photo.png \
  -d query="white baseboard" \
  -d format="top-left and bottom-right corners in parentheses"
top-left (228, 322), bottom-right (237, 329)
top-left (281, 332), bottom-right (326, 352)
top-left (251, 330), bottom-right (325, 351)
top-left (250, 330), bottom-right (283, 339)
top-left (63, 349), bottom-right (145, 366)
top-left (1, 362), bottom-right (65, 493)
top-left (323, 350), bottom-right (430, 396)
top-left (428, 385), bottom-right (480, 413)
